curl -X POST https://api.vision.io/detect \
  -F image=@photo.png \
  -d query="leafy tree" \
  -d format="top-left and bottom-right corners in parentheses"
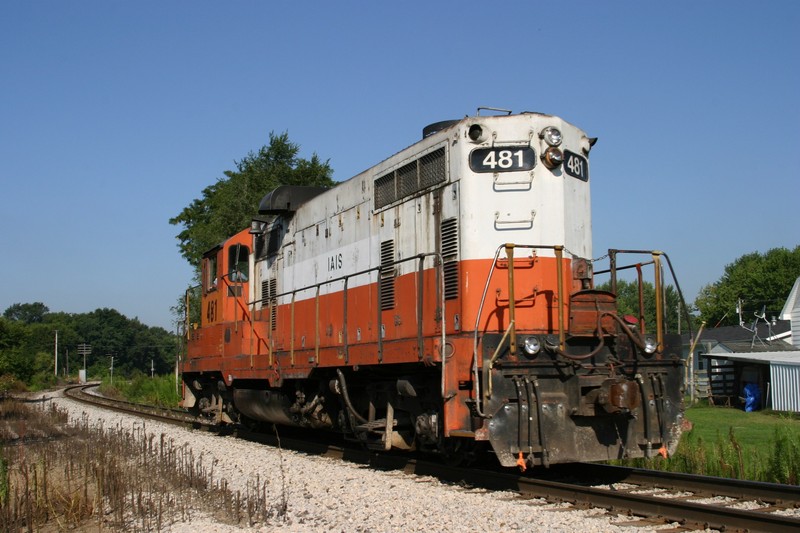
top-left (169, 131), bottom-right (334, 269)
top-left (597, 280), bottom-right (684, 334)
top-left (695, 246), bottom-right (800, 327)
top-left (3, 302), bottom-right (49, 323)
top-left (0, 303), bottom-right (179, 388)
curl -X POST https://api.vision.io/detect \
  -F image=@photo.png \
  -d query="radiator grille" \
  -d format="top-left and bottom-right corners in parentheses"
top-left (374, 147), bottom-right (446, 210)
top-left (374, 173), bottom-right (396, 210)
top-left (419, 148), bottom-right (446, 189)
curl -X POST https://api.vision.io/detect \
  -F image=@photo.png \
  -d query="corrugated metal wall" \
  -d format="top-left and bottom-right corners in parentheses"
top-left (770, 363), bottom-right (800, 412)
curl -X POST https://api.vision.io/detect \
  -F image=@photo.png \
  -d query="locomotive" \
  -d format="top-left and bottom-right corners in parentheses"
top-left (181, 109), bottom-right (686, 468)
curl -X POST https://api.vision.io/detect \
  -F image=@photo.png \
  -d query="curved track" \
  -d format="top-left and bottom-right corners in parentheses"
top-left (64, 384), bottom-right (800, 532)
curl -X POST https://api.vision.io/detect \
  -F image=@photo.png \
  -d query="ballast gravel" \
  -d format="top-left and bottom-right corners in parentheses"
top-left (47, 391), bottom-right (691, 532)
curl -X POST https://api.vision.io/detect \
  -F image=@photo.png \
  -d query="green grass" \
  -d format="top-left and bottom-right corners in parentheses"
top-left (685, 406), bottom-right (800, 454)
top-left (619, 405), bottom-right (800, 484)
top-left (99, 373), bottom-right (181, 407)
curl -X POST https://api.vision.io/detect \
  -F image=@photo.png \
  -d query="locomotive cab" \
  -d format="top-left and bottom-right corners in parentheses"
top-left (198, 231), bottom-right (251, 329)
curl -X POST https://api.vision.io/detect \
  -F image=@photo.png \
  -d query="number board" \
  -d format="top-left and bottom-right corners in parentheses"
top-left (469, 147), bottom-right (536, 173)
top-left (564, 150), bottom-right (589, 181)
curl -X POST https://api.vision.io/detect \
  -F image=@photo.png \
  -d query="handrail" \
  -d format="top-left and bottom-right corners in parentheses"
top-left (218, 274), bottom-right (272, 361)
top-left (471, 243), bottom-right (567, 418)
top-left (240, 252), bottom-right (446, 376)
top-left (604, 249), bottom-right (691, 344)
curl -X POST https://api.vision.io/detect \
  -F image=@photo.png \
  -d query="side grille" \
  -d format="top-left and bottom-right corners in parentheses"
top-left (261, 278), bottom-right (277, 330)
top-left (443, 262), bottom-right (459, 301)
top-left (380, 240), bottom-right (395, 310)
top-left (441, 217), bottom-right (459, 300)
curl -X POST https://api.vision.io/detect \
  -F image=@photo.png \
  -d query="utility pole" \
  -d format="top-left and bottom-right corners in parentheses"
top-left (109, 356), bottom-right (114, 387)
top-left (54, 330), bottom-right (58, 376)
top-left (77, 344), bottom-right (92, 384)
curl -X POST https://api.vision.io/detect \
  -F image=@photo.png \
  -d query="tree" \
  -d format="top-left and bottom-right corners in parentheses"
top-left (169, 132), bottom-right (334, 268)
top-left (695, 246), bottom-right (800, 327)
top-left (3, 302), bottom-right (49, 324)
top-left (0, 303), bottom-right (179, 387)
top-left (596, 280), bottom-right (684, 334)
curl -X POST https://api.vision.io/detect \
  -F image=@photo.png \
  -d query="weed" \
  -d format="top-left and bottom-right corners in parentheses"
top-left (0, 398), bottom-right (291, 531)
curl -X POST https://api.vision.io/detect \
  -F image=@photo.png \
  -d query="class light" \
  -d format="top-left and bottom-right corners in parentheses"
top-left (523, 336), bottom-right (541, 356)
top-left (541, 127), bottom-right (562, 147)
top-left (542, 147), bottom-right (564, 169)
top-left (468, 124), bottom-right (484, 142)
top-left (643, 335), bottom-right (657, 354)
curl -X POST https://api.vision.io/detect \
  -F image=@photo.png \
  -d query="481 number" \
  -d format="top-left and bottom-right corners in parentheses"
top-left (563, 150), bottom-right (589, 181)
top-left (469, 146), bottom-right (536, 173)
top-left (482, 149), bottom-right (525, 170)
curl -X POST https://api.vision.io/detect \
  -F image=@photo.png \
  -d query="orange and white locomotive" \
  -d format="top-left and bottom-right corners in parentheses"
top-left (182, 110), bottom-right (685, 468)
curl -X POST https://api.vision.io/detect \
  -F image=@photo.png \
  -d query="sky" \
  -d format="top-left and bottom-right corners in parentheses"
top-left (1, 1), bottom-right (798, 331)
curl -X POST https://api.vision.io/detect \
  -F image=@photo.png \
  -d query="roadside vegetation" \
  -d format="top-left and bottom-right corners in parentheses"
top-left (618, 403), bottom-right (800, 484)
top-left (0, 397), bottom-right (285, 531)
top-left (98, 373), bottom-right (181, 407)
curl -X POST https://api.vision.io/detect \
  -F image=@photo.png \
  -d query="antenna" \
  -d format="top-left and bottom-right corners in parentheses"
top-left (740, 303), bottom-right (773, 348)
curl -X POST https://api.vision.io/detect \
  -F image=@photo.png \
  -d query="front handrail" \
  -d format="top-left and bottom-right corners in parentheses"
top-left (471, 243), bottom-right (567, 417)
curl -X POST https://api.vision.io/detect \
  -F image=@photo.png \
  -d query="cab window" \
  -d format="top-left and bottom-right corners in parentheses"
top-left (204, 255), bottom-right (218, 293)
top-left (228, 244), bottom-right (249, 282)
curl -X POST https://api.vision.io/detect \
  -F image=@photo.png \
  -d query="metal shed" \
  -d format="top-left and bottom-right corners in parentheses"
top-left (706, 351), bottom-right (800, 413)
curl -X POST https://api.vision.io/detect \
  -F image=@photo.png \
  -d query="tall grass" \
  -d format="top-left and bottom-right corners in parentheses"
top-left (619, 408), bottom-right (800, 484)
top-left (99, 373), bottom-right (181, 407)
top-left (0, 398), bottom-right (288, 531)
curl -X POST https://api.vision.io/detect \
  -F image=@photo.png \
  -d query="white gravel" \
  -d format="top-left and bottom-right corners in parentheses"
top-left (45, 391), bottom-right (691, 532)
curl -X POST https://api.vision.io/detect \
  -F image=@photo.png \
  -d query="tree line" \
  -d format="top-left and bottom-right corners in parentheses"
top-left (0, 303), bottom-right (178, 391)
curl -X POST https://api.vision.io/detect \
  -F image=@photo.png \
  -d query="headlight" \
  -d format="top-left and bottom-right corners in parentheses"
top-left (523, 336), bottom-right (541, 356)
top-left (542, 147), bottom-right (564, 169)
top-left (643, 335), bottom-right (657, 354)
top-left (541, 127), bottom-right (562, 147)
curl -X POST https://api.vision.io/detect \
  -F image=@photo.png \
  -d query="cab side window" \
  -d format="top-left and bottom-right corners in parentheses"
top-left (228, 244), bottom-right (249, 282)
top-left (204, 254), bottom-right (218, 293)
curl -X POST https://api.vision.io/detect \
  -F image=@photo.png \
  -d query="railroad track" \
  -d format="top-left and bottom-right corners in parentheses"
top-left (62, 384), bottom-right (800, 532)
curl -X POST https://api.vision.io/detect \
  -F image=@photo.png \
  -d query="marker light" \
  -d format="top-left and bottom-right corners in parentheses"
top-left (542, 147), bottom-right (564, 169)
top-left (541, 127), bottom-right (562, 147)
top-left (523, 336), bottom-right (541, 356)
top-left (468, 124), bottom-right (484, 142)
top-left (643, 335), bottom-right (657, 354)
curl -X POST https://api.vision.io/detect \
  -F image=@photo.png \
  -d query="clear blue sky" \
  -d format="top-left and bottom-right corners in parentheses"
top-left (2, 1), bottom-right (798, 330)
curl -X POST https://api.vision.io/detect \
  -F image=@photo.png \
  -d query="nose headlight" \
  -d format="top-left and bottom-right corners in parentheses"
top-left (540, 127), bottom-right (562, 147)
top-left (643, 335), bottom-right (657, 354)
top-left (523, 336), bottom-right (541, 356)
top-left (542, 147), bottom-right (564, 169)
